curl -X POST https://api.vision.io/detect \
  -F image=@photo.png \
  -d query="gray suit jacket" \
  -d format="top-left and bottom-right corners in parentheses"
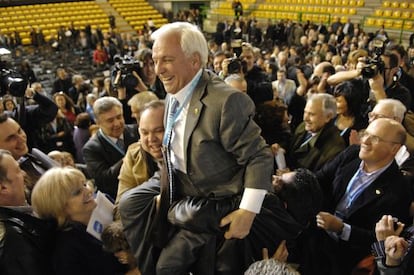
top-left (167, 70), bottom-right (273, 198)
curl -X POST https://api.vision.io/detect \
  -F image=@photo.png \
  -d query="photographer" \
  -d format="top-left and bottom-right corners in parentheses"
top-left (0, 48), bottom-right (58, 149)
top-left (328, 47), bottom-right (411, 111)
top-left (240, 43), bottom-right (270, 106)
top-left (387, 44), bottom-right (414, 111)
top-left (112, 54), bottom-right (159, 124)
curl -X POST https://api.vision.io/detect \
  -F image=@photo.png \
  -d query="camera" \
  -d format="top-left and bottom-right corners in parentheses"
top-left (227, 56), bottom-right (247, 75)
top-left (0, 48), bottom-right (27, 97)
top-left (111, 54), bottom-right (141, 90)
top-left (361, 38), bottom-right (386, 79)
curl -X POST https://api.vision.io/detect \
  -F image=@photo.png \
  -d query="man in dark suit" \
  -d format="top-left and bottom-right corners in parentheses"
top-left (83, 96), bottom-right (138, 200)
top-left (273, 93), bottom-right (346, 171)
top-left (0, 149), bottom-right (55, 275)
top-left (304, 118), bottom-right (412, 275)
top-left (0, 113), bottom-right (58, 201)
top-left (120, 22), bottom-right (287, 275)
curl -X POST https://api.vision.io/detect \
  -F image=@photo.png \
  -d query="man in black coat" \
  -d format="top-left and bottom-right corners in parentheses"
top-left (300, 118), bottom-right (412, 275)
top-left (0, 113), bottom-right (58, 201)
top-left (0, 150), bottom-right (55, 275)
top-left (241, 43), bottom-right (270, 106)
top-left (83, 96), bottom-right (138, 200)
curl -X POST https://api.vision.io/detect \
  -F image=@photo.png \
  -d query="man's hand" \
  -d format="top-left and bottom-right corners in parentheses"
top-left (262, 240), bottom-right (289, 262)
top-left (375, 215), bottom-right (404, 241)
top-left (220, 208), bottom-right (256, 239)
top-left (369, 74), bottom-right (386, 101)
top-left (271, 143), bottom-right (281, 156)
top-left (316, 212), bottom-right (344, 233)
top-left (349, 129), bottom-right (361, 145)
top-left (384, 235), bottom-right (408, 266)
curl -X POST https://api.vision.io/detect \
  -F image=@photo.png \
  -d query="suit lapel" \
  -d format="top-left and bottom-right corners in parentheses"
top-left (97, 130), bottom-right (124, 157)
top-left (183, 71), bottom-right (209, 165)
top-left (333, 158), bottom-right (361, 205)
top-left (123, 125), bottom-right (138, 148)
top-left (346, 162), bottom-right (397, 217)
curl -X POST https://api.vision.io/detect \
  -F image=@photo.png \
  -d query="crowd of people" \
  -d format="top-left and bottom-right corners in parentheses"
top-left (0, 11), bottom-right (414, 275)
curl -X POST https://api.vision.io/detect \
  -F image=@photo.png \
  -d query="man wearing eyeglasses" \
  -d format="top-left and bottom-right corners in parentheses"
top-left (298, 118), bottom-right (412, 275)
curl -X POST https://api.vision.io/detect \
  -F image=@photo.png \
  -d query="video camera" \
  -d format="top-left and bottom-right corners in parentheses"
top-left (361, 38), bottom-right (386, 79)
top-left (111, 54), bottom-right (141, 89)
top-left (0, 48), bottom-right (27, 97)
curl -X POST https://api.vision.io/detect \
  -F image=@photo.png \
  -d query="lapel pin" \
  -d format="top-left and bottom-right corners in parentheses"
top-left (375, 189), bottom-right (381, 195)
top-left (194, 108), bottom-right (199, 115)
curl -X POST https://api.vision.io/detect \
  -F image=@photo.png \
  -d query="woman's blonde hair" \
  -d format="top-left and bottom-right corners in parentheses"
top-left (31, 167), bottom-right (86, 228)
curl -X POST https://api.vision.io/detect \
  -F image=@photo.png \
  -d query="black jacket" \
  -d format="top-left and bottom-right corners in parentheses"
top-left (0, 206), bottom-right (56, 275)
top-left (83, 125), bottom-right (139, 199)
top-left (53, 222), bottom-right (125, 275)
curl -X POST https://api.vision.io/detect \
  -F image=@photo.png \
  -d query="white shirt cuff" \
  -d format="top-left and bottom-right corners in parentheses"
top-left (239, 188), bottom-right (267, 214)
top-left (339, 223), bottom-right (351, 241)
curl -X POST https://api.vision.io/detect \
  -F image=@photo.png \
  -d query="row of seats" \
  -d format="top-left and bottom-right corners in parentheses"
top-left (250, 10), bottom-right (300, 21)
top-left (257, 4), bottom-right (356, 14)
top-left (0, 1), bottom-right (111, 44)
top-left (382, 1), bottom-right (414, 9)
top-left (267, 0), bottom-right (364, 6)
top-left (374, 9), bottom-right (414, 19)
top-left (216, 2), bottom-right (251, 11)
top-left (365, 17), bottom-right (414, 30)
top-left (109, 0), bottom-right (167, 31)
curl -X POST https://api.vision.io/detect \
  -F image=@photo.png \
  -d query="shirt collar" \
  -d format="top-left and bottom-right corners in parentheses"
top-left (99, 128), bottom-right (124, 144)
top-left (172, 69), bottom-right (203, 105)
top-left (359, 159), bottom-right (393, 176)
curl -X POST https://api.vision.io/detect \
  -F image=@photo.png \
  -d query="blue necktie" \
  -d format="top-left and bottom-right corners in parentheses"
top-left (165, 98), bottom-right (179, 146)
top-left (164, 98), bottom-right (179, 204)
top-left (116, 138), bottom-right (124, 151)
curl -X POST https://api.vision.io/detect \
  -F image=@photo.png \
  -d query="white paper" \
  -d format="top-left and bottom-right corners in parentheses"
top-left (275, 148), bottom-right (286, 169)
top-left (86, 191), bottom-right (114, 241)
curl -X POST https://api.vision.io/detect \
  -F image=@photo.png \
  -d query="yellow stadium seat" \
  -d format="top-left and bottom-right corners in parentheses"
top-left (374, 9), bottom-right (383, 16)
top-left (349, 8), bottom-right (356, 14)
top-left (394, 20), bottom-right (403, 29)
top-left (383, 9), bottom-right (392, 17)
top-left (404, 20), bottom-right (413, 30)
top-left (384, 19), bottom-right (393, 28)
top-left (375, 18), bottom-right (385, 26)
top-left (356, 0), bottom-right (364, 6)
top-left (402, 11), bottom-right (411, 19)
top-left (400, 2), bottom-right (408, 9)
top-left (392, 10), bottom-right (401, 18)
top-left (22, 37), bottom-right (31, 45)
top-left (391, 1), bottom-right (399, 8)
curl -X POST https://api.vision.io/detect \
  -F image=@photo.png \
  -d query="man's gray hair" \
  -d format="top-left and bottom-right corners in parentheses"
top-left (93, 96), bottom-right (123, 119)
top-left (151, 22), bottom-right (208, 68)
top-left (244, 259), bottom-right (300, 275)
top-left (224, 74), bottom-right (245, 85)
top-left (376, 98), bottom-right (407, 123)
top-left (308, 93), bottom-right (337, 118)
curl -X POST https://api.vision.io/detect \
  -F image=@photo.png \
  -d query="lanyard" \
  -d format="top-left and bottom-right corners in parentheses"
top-left (344, 168), bottom-right (374, 209)
top-left (162, 72), bottom-right (202, 146)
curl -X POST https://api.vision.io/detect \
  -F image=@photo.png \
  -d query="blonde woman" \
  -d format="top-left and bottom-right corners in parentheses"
top-left (31, 167), bottom-right (126, 275)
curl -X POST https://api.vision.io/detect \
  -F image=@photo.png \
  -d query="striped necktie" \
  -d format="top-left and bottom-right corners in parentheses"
top-left (164, 97), bottom-right (179, 204)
